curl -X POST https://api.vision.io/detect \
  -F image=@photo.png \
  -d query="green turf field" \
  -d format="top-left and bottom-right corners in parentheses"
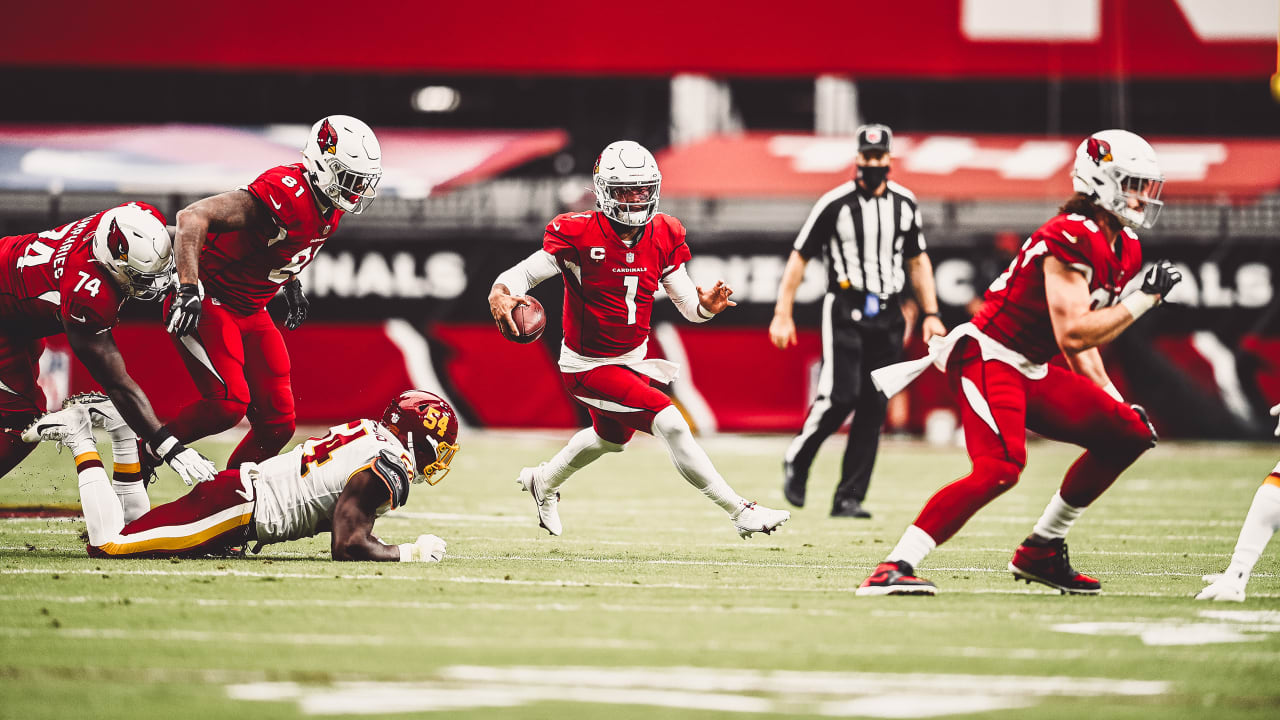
top-left (1, 431), bottom-right (1277, 719)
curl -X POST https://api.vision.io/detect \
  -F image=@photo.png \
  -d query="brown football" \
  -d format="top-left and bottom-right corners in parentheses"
top-left (499, 295), bottom-right (546, 344)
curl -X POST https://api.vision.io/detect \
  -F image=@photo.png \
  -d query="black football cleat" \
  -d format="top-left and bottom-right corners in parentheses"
top-left (1009, 538), bottom-right (1101, 595)
top-left (856, 560), bottom-right (937, 596)
top-left (782, 459), bottom-right (806, 508)
top-left (831, 499), bottom-right (872, 519)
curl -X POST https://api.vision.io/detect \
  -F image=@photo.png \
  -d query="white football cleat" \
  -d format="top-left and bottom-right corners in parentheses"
top-left (1196, 572), bottom-right (1247, 602)
top-left (732, 500), bottom-right (790, 539)
top-left (63, 391), bottom-right (132, 438)
top-left (21, 405), bottom-right (95, 453)
top-left (517, 465), bottom-right (562, 536)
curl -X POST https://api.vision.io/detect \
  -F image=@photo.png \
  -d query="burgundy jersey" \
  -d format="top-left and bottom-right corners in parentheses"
top-left (543, 211), bottom-right (692, 357)
top-left (973, 213), bottom-right (1143, 364)
top-left (200, 164), bottom-right (343, 316)
top-left (0, 202), bottom-right (162, 339)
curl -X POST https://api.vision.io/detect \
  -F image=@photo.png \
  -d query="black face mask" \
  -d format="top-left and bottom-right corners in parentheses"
top-left (857, 164), bottom-right (889, 192)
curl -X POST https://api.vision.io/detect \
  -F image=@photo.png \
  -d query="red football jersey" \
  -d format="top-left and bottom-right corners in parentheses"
top-left (973, 213), bottom-right (1143, 364)
top-left (0, 202), bottom-right (163, 339)
top-left (543, 211), bottom-right (693, 357)
top-left (199, 164), bottom-right (343, 315)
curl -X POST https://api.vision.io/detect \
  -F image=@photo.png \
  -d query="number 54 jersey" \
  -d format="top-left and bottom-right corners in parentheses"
top-left (542, 211), bottom-right (692, 357)
top-left (248, 419), bottom-right (415, 544)
top-left (199, 164), bottom-right (343, 316)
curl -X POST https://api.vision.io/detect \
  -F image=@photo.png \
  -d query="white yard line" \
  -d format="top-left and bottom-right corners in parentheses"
top-left (0, 624), bottom-right (1243, 664)
top-left (0, 594), bottom-right (842, 618)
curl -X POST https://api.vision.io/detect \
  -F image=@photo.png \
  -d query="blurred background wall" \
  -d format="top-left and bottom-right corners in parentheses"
top-left (2, 0), bottom-right (1278, 438)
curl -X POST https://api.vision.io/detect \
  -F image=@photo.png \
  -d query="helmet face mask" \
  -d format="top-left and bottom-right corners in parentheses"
top-left (1114, 173), bottom-right (1164, 229)
top-left (381, 390), bottom-right (460, 485)
top-left (91, 206), bottom-right (174, 301)
top-left (593, 141), bottom-right (661, 226)
top-left (301, 115), bottom-right (383, 214)
top-left (1071, 130), bottom-right (1165, 230)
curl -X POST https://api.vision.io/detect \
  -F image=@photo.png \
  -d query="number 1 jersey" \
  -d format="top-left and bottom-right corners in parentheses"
top-left (542, 211), bottom-right (692, 357)
top-left (199, 163), bottom-right (343, 316)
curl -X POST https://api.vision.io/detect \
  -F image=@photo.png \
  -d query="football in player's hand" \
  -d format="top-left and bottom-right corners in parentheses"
top-left (500, 296), bottom-right (546, 344)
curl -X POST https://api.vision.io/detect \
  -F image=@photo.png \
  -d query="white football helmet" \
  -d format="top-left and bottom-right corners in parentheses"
top-left (1071, 129), bottom-right (1165, 229)
top-left (593, 140), bottom-right (661, 226)
top-left (91, 204), bottom-right (174, 301)
top-left (301, 114), bottom-right (382, 214)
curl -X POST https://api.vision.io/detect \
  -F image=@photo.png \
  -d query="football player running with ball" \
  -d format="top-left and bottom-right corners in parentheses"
top-left (163, 115), bottom-right (382, 469)
top-left (489, 141), bottom-right (790, 539)
top-left (0, 203), bottom-right (216, 497)
top-left (22, 390), bottom-right (458, 562)
top-left (861, 130), bottom-right (1181, 595)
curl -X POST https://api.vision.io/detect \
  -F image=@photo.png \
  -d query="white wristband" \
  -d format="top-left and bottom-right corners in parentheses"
top-left (1101, 382), bottom-right (1123, 403)
top-left (398, 543), bottom-right (415, 562)
top-left (1120, 291), bottom-right (1159, 320)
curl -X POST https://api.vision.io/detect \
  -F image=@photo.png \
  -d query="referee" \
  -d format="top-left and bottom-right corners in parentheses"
top-left (769, 123), bottom-right (946, 518)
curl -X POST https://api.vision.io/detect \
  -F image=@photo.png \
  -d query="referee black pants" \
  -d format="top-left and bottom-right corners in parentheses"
top-left (784, 292), bottom-right (905, 510)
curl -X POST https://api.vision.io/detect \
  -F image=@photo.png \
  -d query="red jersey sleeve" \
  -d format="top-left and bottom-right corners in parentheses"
top-left (542, 212), bottom-right (593, 261)
top-left (242, 165), bottom-right (311, 233)
top-left (60, 262), bottom-right (122, 333)
top-left (1033, 214), bottom-right (1095, 272)
top-left (656, 214), bottom-right (691, 278)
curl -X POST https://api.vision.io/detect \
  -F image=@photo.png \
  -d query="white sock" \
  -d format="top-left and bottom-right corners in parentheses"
top-left (886, 525), bottom-right (937, 568)
top-left (1032, 491), bottom-right (1084, 541)
top-left (76, 453), bottom-right (125, 548)
top-left (651, 406), bottom-right (743, 513)
top-left (111, 436), bottom-right (139, 464)
top-left (1221, 481), bottom-right (1280, 586)
top-left (113, 480), bottom-right (150, 524)
top-left (542, 428), bottom-right (623, 492)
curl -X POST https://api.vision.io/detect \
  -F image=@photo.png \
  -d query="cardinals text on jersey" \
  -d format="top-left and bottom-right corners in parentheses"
top-left (200, 164), bottom-right (342, 315)
top-left (972, 213), bottom-right (1143, 364)
top-left (542, 211), bottom-right (692, 357)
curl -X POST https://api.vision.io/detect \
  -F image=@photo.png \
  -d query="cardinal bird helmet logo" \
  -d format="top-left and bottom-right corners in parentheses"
top-left (317, 119), bottom-right (339, 155)
top-left (1086, 137), bottom-right (1113, 165)
top-left (107, 219), bottom-right (128, 262)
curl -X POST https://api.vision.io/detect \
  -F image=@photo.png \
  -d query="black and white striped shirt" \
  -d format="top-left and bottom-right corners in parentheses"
top-left (793, 180), bottom-right (926, 298)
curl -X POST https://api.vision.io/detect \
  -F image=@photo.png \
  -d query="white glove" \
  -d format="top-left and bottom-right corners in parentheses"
top-left (398, 534), bottom-right (447, 563)
top-left (1270, 403), bottom-right (1279, 437)
top-left (153, 435), bottom-right (218, 485)
top-left (1196, 573), bottom-right (1246, 602)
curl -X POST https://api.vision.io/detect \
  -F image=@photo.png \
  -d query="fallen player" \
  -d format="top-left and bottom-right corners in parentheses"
top-left (23, 389), bottom-right (459, 562)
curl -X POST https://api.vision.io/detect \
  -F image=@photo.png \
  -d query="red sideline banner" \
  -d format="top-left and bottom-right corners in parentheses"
top-left (0, 1), bottom-right (1271, 77)
top-left (39, 320), bottom-right (1280, 441)
top-left (657, 133), bottom-right (1280, 200)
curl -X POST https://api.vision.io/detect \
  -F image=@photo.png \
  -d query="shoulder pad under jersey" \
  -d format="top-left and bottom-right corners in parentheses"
top-left (371, 449), bottom-right (412, 509)
top-left (545, 211), bottom-right (598, 240)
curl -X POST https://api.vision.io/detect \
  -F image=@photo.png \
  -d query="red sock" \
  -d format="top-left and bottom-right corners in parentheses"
top-left (165, 399), bottom-right (247, 443)
top-left (228, 419), bottom-right (295, 468)
top-left (1059, 449), bottom-right (1140, 508)
top-left (914, 457), bottom-right (1023, 545)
